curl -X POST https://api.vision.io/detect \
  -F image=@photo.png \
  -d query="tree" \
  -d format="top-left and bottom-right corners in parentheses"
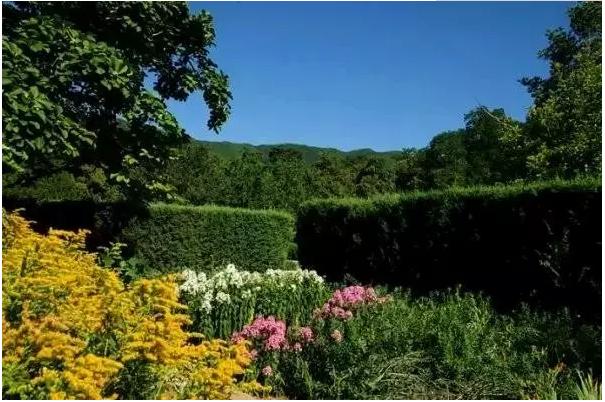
top-left (265, 148), bottom-right (312, 210)
top-left (311, 153), bottom-right (355, 198)
top-left (164, 142), bottom-right (227, 205)
top-left (2, 2), bottom-right (231, 199)
top-left (463, 107), bottom-right (524, 184)
top-left (352, 156), bottom-right (395, 197)
top-left (223, 149), bottom-right (271, 209)
top-left (515, 1), bottom-right (601, 178)
top-left (393, 148), bottom-right (427, 191)
top-left (423, 130), bottom-right (468, 188)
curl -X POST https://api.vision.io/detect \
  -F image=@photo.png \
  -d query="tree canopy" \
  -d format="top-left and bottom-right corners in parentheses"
top-left (517, 1), bottom-right (601, 178)
top-left (2, 2), bottom-right (231, 198)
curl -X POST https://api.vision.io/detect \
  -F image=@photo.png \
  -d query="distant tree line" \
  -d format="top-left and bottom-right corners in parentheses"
top-left (3, 2), bottom-right (601, 211)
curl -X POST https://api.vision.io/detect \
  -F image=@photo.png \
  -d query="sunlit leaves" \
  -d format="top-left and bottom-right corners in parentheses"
top-left (3, 2), bottom-right (232, 200)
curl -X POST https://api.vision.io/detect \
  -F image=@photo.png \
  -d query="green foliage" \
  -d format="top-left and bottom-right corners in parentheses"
top-left (422, 129), bottom-right (469, 188)
top-left (164, 142), bottom-right (228, 205)
top-left (311, 153), bottom-right (356, 198)
top-left (353, 156), bottom-right (395, 197)
top-left (271, 291), bottom-right (600, 400)
top-left (161, 142), bottom-right (402, 211)
top-left (463, 107), bottom-right (525, 184)
top-left (2, 172), bottom-right (91, 202)
top-left (573, 370), bottom-right (602, 400)
top-left (296, 177), bottom-right (602, 316)
top-left (121, 203), bottom-right (295, 273)
top-left (97, 241), bottom-right (157, 283)
top-left (3, 2), bottom-right (231, 199)
top-left (518, 2), bottom-right (602, 178)
top-left (393, 149), bottom-right (427, 191)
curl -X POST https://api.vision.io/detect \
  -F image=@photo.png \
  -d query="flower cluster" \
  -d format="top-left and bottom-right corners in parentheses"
top-left (179, 264), bottom-right (325, 314)
top-left (314, 285), bottom-right (388, 320)
top-left (232, 316), bottom-right (288, 351)
top-left (331, 329), bottom-right (343, 343)
top-left (298, 326), bottom-right (314, 343)
top-left (231, 317), bottom-right (316, 356)
top-left (2, 212), bottom-right (256, 400)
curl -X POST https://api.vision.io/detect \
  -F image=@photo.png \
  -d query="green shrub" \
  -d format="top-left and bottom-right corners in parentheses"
top-left (296, 177), bottom-right (601, 317)
top-left (270, 290), bottom-right (601, 399)
top-left (3, 172), bottom-right (91, 201)
top-left (1, 198), bottom-right (146, 251)
top-left (121, 203), bottom-right (295, 273)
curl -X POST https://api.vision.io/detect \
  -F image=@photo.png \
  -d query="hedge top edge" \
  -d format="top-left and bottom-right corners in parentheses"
top-left (299, 176), bottom-right (602, 212)
top-left (150, 202), bottom-right (294, 220)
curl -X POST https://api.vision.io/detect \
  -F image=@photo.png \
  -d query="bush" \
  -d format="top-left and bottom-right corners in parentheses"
top-left (296, 177), bottom-right (602, 317)
top-left (1, 197), bottom-right (146, 252)
top-left (258, 288), bottom-right (601, 399)
top-left (121, 203), bottom-right (295, 273)
top-left (1, 211), bottom-right (257, 400)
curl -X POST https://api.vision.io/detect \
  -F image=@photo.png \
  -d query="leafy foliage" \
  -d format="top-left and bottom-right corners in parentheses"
top-left (2, 2), bottom-right (231, 199)
top-left (517, 1), bottom-right (602, 178)
top-left (242, 288), bottom-right (600, 399)
top-left (121, 203), bottom-right (295, 273)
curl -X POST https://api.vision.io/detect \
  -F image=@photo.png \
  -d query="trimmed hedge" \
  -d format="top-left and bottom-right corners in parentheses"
top-left (121, 203), bottom-right (295, 273)
top-left (1, 197), bottom-right (146, 251)
top-left (296, 177), bottom-right (602, 316)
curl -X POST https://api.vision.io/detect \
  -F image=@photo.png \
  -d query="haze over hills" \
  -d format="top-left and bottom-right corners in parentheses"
top-left (194, 139), bottom-right (403, 163)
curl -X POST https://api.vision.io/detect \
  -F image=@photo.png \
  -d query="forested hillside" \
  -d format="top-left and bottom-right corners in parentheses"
top-left (196, 140), bottom-right (401, 163)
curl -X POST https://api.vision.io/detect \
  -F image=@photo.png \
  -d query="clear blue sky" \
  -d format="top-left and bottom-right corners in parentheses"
top-left (167, 1), bottom-right (573, 151)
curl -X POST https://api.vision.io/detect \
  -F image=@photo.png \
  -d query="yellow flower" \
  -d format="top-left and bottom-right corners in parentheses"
top-left (2, 211), bottom-right (259, 399)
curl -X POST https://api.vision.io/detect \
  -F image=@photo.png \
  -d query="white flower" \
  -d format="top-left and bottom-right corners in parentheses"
top-left (179, 265), bottom-right (326, 315)
top-left (215, 291), bottom-right (231, 304)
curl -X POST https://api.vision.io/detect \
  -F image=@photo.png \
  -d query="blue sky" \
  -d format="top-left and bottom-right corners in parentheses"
top-left (167, 1), bottom-right (573, 151)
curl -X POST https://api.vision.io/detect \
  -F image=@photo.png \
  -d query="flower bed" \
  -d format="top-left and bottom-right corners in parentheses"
top-left (1, 212), bottom-right (260, 400)
top-left (179, 264), bottom-right (329, 338)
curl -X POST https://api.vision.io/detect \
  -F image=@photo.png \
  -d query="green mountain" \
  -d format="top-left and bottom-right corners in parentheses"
top-left (194, 140), bottom-right (402, 163)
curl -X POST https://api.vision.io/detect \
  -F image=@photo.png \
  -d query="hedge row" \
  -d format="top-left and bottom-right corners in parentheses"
top-left (296, 177), bottom-right (602, 316)
top-left (3, 198), bottom-right (295, 274)
top-left (121, 203), bottom-right (295, 273)
top-left (1, 198), bottom-right (145, 250)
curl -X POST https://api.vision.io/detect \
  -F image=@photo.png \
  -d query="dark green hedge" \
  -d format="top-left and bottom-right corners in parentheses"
top-left (121, 203), bottom-right (295, 273)
top-left (1, 197), bottom-right (146, 251)
top-left (296, 178), bottom-right (602, 316)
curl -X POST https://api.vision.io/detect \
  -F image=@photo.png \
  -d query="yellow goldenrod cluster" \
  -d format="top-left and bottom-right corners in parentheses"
top-left (2, 211), bottom-right (256, 400)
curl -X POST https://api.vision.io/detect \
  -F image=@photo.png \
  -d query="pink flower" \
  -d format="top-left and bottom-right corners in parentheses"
top-left (261, 365), bottom-right (273, 377)
top-left (231, 316), bottom-right (288, 351)
top-left (331, 329), bottom-right (343, 343)
top-left (298, 326), bottom-right (314, 343)
top-left (292, 342), bottom-right (303, 352)
top-left (250, 349), bottom-right (258, 360)
top-left (315, 286), bottom-right (386, 320)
